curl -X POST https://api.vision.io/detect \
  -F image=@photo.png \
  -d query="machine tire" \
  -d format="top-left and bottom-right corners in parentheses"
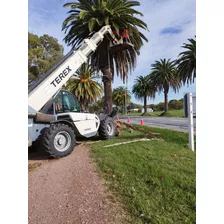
top-left (98, 116), bottom-right (115, 139)
top-left (40, 123), bottom-right (76, 158)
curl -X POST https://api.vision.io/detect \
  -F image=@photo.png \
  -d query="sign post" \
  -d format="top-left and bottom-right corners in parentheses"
top-left (187, 93), bottom-right (194, 151)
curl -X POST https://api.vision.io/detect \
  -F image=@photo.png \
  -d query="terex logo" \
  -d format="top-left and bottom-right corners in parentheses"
top-left (50, 66), bottom-right (72, 87)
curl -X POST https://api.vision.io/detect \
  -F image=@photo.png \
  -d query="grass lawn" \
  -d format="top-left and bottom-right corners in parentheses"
top-left (123, 109), bottom-right (185, 118)
top-left (150, 109), bottom-right (184, 117)
top-left (89, 125), bottom-right (196, 224)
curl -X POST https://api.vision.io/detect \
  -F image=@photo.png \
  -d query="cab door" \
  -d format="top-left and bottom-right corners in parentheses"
top-left (55, 90), bottom-right (100, 137)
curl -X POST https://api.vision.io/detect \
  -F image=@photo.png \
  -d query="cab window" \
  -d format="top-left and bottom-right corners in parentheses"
top-left (54, 90), bottom-right (80, 113)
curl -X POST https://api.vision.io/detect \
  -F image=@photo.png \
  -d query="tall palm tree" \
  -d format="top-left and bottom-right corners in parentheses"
top-left (112, 86), bottom-right (131, 112)
top-left (62, 0), bottom-right (148, 113)
top-left (150, 59), bottom-right (181, 114)
top-left (132, 75), bottom-right (156, 113)
top-left (177, 38), bottom-right (196, 85)
top-left (65, 63), bottom-right (103, 111)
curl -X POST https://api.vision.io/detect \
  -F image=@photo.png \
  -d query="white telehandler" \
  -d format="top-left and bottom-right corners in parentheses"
top-left (28, 25), bottom-right (129, 158)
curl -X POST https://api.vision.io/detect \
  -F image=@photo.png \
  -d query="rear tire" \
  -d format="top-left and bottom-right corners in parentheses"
top-left (98, 116), bottom-right (115, 139)
top-left (40, 123), bottom-right (76, 158)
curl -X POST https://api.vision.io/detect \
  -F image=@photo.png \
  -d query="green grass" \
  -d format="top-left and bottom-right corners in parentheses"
top-left (124, 112), bottom-right (142, 116)
top-left (90, 125), bottom-right (196, 224)
top-left (124, 109), bottom-right (184, 118)
top-left (158, 110), bottom-right (184, 117)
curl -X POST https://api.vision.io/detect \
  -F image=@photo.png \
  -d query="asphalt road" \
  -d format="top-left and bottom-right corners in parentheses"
top-left (119, 116), bottom-right (196, 133)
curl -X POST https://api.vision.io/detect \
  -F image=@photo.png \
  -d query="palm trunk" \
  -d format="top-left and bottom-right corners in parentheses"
top-left (98, 38), bottom-right (113, 114)
top-left (164, 90), bottom-right (168, 113)
top-left (102, 67), bottom-right (113, 114)
top-left (124, 94), bottom-right (126, 114)
top-left (144, 95), bottom-right (147, 113)
top-left (80, 101), bottom-right (85, 112)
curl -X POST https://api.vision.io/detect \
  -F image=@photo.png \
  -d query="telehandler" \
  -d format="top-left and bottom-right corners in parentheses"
top-left (28, 25), bottom-right (133, 158)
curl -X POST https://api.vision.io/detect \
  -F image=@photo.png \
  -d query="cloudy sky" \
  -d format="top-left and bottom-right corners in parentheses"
top-left (28, 0), bottom-right (196, 105)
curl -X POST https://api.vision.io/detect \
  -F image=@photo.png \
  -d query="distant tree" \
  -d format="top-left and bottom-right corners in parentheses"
top-left (157, 102), bottom-right (165, 111)
top-left (65, 63), bottom-right (103, 111)
top-left (88, 98), bottom-right (104, 114)
top-left (132, 75), bottom-right (156, 113)
top-left (168, 99), bottom-right (184, 110)
top-left (28, 33), bottom-right (64, 82)
top-left (148, 104), bottom-right (156, 110)
top-left (112, 86), bottom-right (131, 113)
top-left (150, 59), bottom-right (181, 114)
top-left (127, 102), bottom-right (134, 111)
top-left (127, 102), bottom-right (142, 111)
top-left (177, 38), bottom-right (196, 85)
top-left (179, 98), bottom-right (184, 102)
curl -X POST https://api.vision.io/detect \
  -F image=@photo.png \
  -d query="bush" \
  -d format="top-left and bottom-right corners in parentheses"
top-left (169, 100), bottom-right (184, 110)
top-left (157, 102), bottom-right (165, 111)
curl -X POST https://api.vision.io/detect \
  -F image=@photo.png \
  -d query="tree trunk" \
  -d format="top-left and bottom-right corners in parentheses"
top-left (102, 67), bottom-right (113, 114)
top-left (124, 94), bottom-right (126, 114)
top-left (98, 38), bottom-right (113, 114)
top-left (80, 101), bottom-right (85, 112)
top-left (164, 90), bottom-right (168, 113)
top-left (144, 95), bottom-right (147, 113)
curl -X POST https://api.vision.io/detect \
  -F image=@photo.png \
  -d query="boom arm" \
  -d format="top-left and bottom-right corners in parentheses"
top-left (28, 25), bottom-right (120, 112)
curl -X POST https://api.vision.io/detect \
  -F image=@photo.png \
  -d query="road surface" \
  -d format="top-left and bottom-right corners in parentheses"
top-left (119, 116), bottom-right (196, 133)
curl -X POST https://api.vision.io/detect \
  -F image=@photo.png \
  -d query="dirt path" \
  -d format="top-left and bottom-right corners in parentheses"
top-left (28, 144), bottom-right (131, 224)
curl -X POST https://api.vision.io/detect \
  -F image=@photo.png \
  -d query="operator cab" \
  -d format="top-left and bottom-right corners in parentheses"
top-left (41, 90), bottom-right (81, 115)
top-left (54, 90), bottom-right (81, 114)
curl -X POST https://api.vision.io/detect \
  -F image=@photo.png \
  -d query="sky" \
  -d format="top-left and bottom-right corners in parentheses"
top-left (28, 0), bottom-right (196, 105)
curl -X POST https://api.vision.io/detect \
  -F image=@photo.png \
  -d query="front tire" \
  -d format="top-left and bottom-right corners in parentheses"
top-left (98, 116), bottom-right (115, 139)
top-left (40, 123), bottom-right (76, 158)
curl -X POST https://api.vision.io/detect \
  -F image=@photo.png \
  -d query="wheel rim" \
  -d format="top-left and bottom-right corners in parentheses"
top-left (54, 131), bottom-right (71, 152)
top-left (106, 123), bottom-right (114, 136)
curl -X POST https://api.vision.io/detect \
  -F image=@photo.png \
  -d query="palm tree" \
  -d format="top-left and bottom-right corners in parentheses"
top-left (177, 38), bottom-right (196, 85)
top-left (112, 86), bottom-right (131, 113)
top-left (150, 59), bottom-right (181, 114)
top-left (65, 63), bottom-right (103, 111)
top-left (62, 0), bottom-right (148, 113)
top-left (132, 75), bottom-right (156, 113)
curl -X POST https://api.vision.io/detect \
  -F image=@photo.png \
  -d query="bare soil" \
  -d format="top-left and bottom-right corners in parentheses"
top-left (28, 143), bottom-right (132, 224)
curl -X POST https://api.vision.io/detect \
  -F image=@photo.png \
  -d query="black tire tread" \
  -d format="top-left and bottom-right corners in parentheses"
top-left (40, 123), bottom-right (75, 158)
top-left (98, 116), bottom-right (115, 139)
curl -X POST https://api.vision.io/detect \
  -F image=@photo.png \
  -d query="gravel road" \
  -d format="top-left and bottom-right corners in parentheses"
top-left (28, 144), bottom-right (131, 224)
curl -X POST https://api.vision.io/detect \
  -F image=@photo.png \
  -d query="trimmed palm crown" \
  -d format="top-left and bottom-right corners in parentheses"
top-left (62, 0), bottom-right (148, 113)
